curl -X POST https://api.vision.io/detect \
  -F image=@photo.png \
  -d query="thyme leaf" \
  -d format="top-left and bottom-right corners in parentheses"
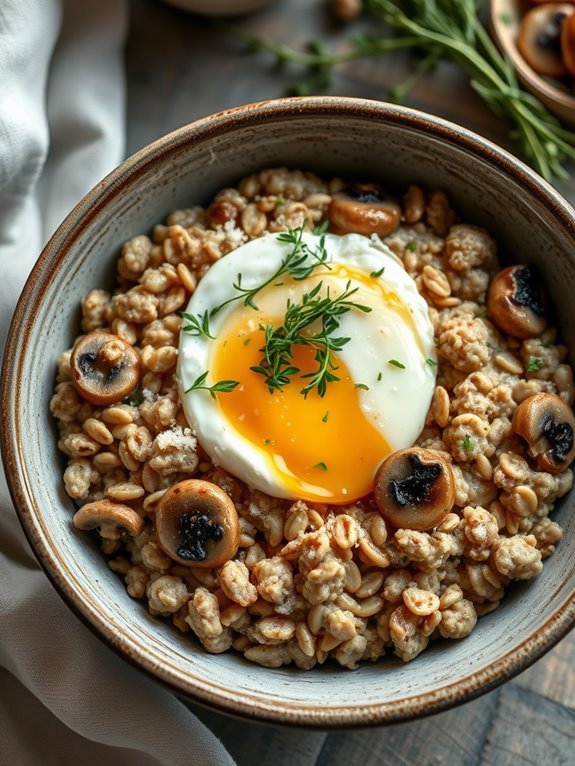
top-left (181, 310), bottom-right (214, 339)
top-left (527, 355), bottom-right (544, 372)
top-left (185, 371), bottom-right (239, 399)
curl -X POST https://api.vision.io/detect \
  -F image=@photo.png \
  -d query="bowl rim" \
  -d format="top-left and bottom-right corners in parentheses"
top-left (3, 95), bottom-right (575, 727)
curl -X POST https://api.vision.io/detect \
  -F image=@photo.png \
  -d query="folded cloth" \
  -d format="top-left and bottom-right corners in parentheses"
top-left (0, 2), bottom-right (235, 763)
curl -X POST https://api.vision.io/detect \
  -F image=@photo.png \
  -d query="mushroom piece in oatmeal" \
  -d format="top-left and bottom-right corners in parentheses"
top-left (51, 167), bottom-right (575, 669)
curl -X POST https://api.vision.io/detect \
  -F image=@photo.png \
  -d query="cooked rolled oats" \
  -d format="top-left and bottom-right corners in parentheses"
top-left (52, 168), bottom-right (574, 670)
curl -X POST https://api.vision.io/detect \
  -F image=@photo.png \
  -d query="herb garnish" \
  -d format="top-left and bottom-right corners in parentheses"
top-left (405, 240), bottom-right (417, 253)
top-left (377, 371), bottom-right (383, 381)
top-left (426, 358), bottom-right (438, 367)
top-left (322, 411), bottom-right (330, 422)
top-left (388, 359), bottom-right (406, 369)
top-left (370, 266), bottom-right (385, 278)
top-left (185, 371), bottom-right (239, 398)
top-left (250, 280), bottom-right (371, 397)
top-left (527, 356), bottom-right (544, 372)
top-left (235, 0), bottom-right (575, 181)
top-left (313, 461), bottom-right (328, 471)
top-left (355, 383), bottom-right (369, 391)
top-left (211, 221), bottom-right (331, 316)
top-left (462, 435), bottom-right (474, 453)
top-left (182, 310), bottom-right (214, 339)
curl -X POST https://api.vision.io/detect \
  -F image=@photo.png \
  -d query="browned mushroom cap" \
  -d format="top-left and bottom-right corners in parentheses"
top-left (327, 183), bottom-right (401, 237)
top-left (512, 392), bottom-right (575, 473)
top-left (73, 499), bottom-right (145, 539)
top-left (155, 479), bottom-right (240, 568)
top-left (561, 11), bottom-right (575, 75)
top-left (373, 447), bottom-right (455, 532)
top-left (70, 331), bottom-right (140, 406)
top-left (517, 5), bottom-right (572, 78)
top-left (486, 264), bottom-right (548, 339)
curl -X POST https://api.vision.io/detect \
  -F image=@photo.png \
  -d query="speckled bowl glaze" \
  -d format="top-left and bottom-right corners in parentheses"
top-left (3, 97), bottom-right (575, 727)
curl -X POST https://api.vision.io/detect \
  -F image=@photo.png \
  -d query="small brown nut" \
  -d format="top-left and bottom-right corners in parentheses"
top-left (155, 479), bottom-right (239, 568)
top-left (70, 331), bottom-right (140, 406)
top-left (373, 447), bottom-right (455, 531)
top-left (517, 5), bottom-right (572, 77)
top-left (73, 499), bottom-right (144, 538)
top-left (512, 392), bottom-right (575, 473)
top-left (330, 0), bottom-right (362, 23)
top-left (486, 265), bottom-right (548, 339)
top-left (327, 183), bottom-right (401, 237)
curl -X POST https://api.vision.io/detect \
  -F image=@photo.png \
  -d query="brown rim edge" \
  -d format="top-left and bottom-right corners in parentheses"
top-left (2, 96), bottom-right (575, 727)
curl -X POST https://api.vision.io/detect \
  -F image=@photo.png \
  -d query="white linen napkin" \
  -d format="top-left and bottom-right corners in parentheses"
top-left (0, 2), bottom-right (235, 763)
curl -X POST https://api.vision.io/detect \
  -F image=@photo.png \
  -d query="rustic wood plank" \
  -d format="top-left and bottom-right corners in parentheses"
top-left (513, 632), bottom-right (575, 710)
top-left (187, 702), bottom-right (327, 766)
top-left (314, 690), bottom-right (500, 766)
top-left (479, 684), bottom-right (575, 766)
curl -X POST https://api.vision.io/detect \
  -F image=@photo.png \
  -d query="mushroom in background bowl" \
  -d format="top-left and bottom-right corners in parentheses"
top-left (3, 96), bottom-right (575, 727)
top-left (490, 0), bottom-right (575, 126)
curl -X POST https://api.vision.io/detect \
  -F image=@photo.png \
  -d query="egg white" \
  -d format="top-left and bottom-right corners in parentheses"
top-left (177, 230), bottom-right (437, 499)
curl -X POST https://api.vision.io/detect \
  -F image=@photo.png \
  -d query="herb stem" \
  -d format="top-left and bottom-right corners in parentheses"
top-left (228, 24), bottom-right (421, 68)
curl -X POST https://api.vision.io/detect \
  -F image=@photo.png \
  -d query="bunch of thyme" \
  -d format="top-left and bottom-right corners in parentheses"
top-left (233, 0), bottom-right (575, 181)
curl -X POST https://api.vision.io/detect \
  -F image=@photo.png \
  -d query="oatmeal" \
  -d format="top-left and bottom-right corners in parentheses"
top-left (51, 168), bottom-right (575, 669)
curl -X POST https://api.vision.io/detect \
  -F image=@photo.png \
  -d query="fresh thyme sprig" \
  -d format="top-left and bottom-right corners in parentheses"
top-left (181, 310), bottom-right (214, 339)
top-left (185, 371), bottom-right (239, 398)
top-left (232, 0), bottom-right (575, 181)
top-left (230, 23), bottom-right (420, 90)
top-left (365, 0), bottom-right (575, 181)
top-left (210, 221), bottom-right (331, 316)
top-left (250, 280), bottom-right (371, 397)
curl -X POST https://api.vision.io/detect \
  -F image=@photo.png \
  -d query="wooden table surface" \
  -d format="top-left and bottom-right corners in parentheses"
top-left (126, 2), bottom-right (575, 763)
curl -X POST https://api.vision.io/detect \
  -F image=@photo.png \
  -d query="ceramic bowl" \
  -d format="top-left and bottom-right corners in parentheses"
top-left (490, 0), bottom-right (575, 126)
top-left (161, 0), bottom-right (272, 16)
top-left (3, 97), bottom-right (575, 727)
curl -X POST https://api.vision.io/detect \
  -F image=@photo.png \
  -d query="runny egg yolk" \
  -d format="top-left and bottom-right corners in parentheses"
top-left (210, 268), bottom-right (403, 504)
top-left (212, 319), bottom-right (390, 504)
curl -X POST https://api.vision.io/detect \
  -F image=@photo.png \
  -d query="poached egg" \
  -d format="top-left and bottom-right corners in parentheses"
top-left (177, 230), bottom-right (436, 504)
